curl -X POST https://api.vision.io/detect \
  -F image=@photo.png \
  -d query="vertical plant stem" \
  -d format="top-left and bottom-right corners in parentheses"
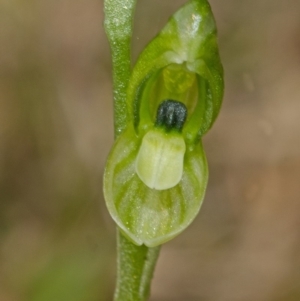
top-left (114, 231), bottom-right (160, 301)
top-left (104, 0), bottom-right (136, 137)
top-left (104, 1), bottom-right (161, 300)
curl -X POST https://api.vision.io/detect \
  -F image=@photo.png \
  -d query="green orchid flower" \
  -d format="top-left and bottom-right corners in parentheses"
top-left (104, 0), bottom-right (224, 247)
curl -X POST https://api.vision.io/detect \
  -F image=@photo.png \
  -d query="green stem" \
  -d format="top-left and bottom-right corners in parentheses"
top-left (114, 231), bottom-right (161, 301)
top-left (104, 1), bottom-right (160, 300)
top-left (104, 0), bottom-right (136, 137)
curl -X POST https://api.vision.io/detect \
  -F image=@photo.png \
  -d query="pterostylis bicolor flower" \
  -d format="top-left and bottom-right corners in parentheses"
top-left (104, 0), bottom-right (224, 247)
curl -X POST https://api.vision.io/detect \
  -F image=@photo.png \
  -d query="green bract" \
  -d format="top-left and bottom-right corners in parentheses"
top-left (104, 0), bottom-right (223, 247)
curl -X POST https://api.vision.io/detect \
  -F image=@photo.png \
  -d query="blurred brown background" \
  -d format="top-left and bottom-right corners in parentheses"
top-left (1, 0), bottom-right (300, 300)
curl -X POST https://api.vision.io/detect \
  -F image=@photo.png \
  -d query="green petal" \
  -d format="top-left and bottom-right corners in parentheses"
top-left (135, 129), bottom-right (186, 190)
top-left (103, 126), bottom-right (208, 247)
top-left (127, 0), bottom-right (223, 139)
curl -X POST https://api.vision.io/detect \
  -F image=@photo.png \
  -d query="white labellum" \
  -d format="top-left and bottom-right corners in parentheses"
top-left (135, 129), bottom-right (186, 190)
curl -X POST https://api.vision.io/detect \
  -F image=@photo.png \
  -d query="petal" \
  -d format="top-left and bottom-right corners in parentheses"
top-left (135, 129), bottom-right (186, 190)
top-left (103, 126), bottom-right (208, 247)
top-left (127, 0), bottom-right (223, 138)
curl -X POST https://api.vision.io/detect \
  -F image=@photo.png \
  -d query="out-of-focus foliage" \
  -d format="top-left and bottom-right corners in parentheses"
top-left (1, 0), bottom-right (300, 300)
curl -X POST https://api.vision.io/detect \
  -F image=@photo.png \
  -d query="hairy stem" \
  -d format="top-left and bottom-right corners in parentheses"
top-left (104, 0), bottom-right (136, 137)
top-left (114, 231), bottom-right (160, 301)
top-left (104, 1), bottom-right (160, 300)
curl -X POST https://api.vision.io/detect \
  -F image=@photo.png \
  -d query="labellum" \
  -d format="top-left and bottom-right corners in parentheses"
top-left (135, 100), bottom-right (187, 191)
top-left (104, 0), bottom-right (224, 247)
